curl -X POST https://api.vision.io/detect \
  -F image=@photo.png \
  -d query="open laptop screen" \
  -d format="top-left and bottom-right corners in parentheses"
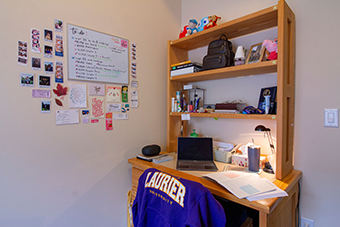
top-left (177, 137), bottom-right (213, 161)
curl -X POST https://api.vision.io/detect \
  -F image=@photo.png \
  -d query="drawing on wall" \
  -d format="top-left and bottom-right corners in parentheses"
top-left (55, 19), bottom-right (63, 33)
top-left (90, 97), bottom-right (105, 119)
top-left (53, 83), bottom-right (68, 106)
top-left (89, 84), bottom-right (105, 96)
top-left (106, 86), bottom-right (121, 103)
top-left (105, 113), bottom-right (113, 130)
top-left (69, 84), bottom-right (87, 108)
top-left (18, 41), bottom-right (28, 66)
top-left (31, 28), bottom-right (41, 53)
top-left (122, 86), bottom-right (128, 102)
top-left (20, 73), bottom-right (34, 87)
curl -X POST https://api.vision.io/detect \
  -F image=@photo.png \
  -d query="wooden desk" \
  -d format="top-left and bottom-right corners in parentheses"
top-left (128, 153), bottom-right (301, 227)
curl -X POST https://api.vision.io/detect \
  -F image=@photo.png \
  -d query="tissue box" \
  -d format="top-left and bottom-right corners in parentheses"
top-left (232, 154), bottom-right (248, 167)
top-left (214, 149), bottom-right (232, 163)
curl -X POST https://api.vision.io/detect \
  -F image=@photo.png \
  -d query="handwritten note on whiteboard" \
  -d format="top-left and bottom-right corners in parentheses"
top-left (67, 24), bottom-right (129, 84)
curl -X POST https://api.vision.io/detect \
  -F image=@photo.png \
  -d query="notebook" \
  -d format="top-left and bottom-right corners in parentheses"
top-left (176, 137), bottom-right (218, 171)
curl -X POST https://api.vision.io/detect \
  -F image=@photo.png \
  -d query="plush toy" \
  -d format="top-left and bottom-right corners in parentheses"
top-left (179, 19), bottom-right (198, 38)
top-left (186, 19), bottom-right (198, 36)
top-left (179, 25), bottom-right (188, 38)
top-left (197, 16), bottom-right (209, 32)
top-left (262, 38), bottom-right (278, 60)
top-left (206, 15), bottom-right (221, 29)
top-left (197, 15), bottom-right (221, 32)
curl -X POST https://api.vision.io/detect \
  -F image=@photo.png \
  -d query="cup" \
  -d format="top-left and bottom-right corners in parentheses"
top-left (248, 146), bottom-right (261, 172)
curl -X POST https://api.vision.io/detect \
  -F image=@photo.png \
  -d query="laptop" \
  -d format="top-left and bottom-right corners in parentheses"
top-left (176, 137), bottom-right (218, 171)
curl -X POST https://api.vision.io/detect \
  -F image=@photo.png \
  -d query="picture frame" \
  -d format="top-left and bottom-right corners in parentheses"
top-left (246, 42), bottom-right (265, 64)
top-left (258, 86), bottom-right (277, 114)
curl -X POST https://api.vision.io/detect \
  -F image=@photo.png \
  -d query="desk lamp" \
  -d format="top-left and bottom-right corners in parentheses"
top-left (255, 125), bottom-right (275, 174)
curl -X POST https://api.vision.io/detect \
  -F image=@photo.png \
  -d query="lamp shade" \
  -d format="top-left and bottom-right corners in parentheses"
top-left (254, 125), bottom-right (270, 132)
top-left (235, 46), bottom-right (245, 59)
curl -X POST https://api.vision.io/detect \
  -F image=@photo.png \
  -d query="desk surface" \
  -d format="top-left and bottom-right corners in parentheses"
top-left (128, 152), bottom-right (302, 215)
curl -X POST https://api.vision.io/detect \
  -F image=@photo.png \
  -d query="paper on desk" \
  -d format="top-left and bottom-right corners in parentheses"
top-left (246, 178), bottom-right (288, 201)
top-left (204, 171), bottom-right (277, 199)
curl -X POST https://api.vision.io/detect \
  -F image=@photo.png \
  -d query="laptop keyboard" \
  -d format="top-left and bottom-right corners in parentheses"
top-left (177, 161), bottom-right (216, 170)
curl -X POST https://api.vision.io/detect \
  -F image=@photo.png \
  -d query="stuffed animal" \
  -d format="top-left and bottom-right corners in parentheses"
top-left (206, 15), bottom-right (221, 29)
top-left (197, 15), bottom-right (221, 32)
top-left (262, 39), bottom-right (278, 60)
top-left (186, 19), bottom-right (198, 36)
top-left (197, 16), bottom-right (209, 32)
top-left (179, 19), bottom-right (198, 38)
top-left (179, 25), bottom-right (188, 38)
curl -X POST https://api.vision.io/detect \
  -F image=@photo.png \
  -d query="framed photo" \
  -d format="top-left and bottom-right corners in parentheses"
top-left (246, 43), bottom-right (265, 64)
top-left (258, 86), bottom-right (277, 114)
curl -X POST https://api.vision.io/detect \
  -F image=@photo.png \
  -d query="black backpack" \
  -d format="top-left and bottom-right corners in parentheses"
top-left (202, 34), bottom-right (235, 70)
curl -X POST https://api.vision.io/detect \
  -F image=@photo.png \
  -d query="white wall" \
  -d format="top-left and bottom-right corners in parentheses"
top-left (182, 0), bottom-right (340, 226)
top-left (0, 0), bottom-right (181, 226)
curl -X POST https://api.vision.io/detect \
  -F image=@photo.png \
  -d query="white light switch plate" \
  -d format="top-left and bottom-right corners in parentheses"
top-left (324, 109), bottom-right (339, 127)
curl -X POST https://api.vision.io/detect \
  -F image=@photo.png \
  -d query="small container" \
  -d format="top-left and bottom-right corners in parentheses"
top-left (248, 146), bottom-right (261, 172)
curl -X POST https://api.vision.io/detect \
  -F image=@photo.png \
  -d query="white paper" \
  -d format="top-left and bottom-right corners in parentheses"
top-left (246, 178), bottom-right (288, 201)
top-left (131, 99), bottom-right (138, 108)
top-left (204, 171), bottom-right (277, 199)
top-left (107, 103), bottom-right (121, 112)
top-left (113, 113), bottom-right (128, 120)
top-left (181, 114), bottom-right (190, 120)
top-left (56, 109), bottom-right (79, 125)
top-left (69, 84), bottom-right (87, 108)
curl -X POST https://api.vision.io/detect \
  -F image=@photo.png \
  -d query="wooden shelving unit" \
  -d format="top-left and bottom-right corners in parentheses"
top-left (167, 0), bottom-right (295, 179)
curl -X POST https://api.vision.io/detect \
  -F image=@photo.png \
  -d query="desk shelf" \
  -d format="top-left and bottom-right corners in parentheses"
top-left (167, 0), bottom-right (295, 180)
top-left (170, 61), bottom-right (277, 83)
top-left (170, 112), bottom-right (276, 120)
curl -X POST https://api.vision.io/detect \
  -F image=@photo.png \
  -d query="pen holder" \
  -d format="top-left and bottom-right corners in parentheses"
top-left (248, 146), bottom-right (260, 172)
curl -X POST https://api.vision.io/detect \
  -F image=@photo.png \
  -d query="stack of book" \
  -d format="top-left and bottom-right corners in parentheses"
top-left (170, 61), bottom-right (202, 77)
top-left (214, 103), bottom-right (247, 114)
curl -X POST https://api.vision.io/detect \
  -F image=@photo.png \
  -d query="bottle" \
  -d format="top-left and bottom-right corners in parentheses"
top-left (176, 91), bottom-right (181, 112)
top-left (190, 129), bottom-right (198, 137)
top-left (181, 94), bottom-right (187, 112)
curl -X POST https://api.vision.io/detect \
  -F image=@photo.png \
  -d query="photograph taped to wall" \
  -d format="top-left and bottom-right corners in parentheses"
top-left (18, 41), bottom-right (28, 66)
top-left (68, 24), bottom-right (129, 84)
top-left (20, 73), bottom-right (34, 87)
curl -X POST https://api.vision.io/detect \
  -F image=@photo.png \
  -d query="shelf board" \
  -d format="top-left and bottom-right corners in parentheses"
top-left (170, 112), bottom-right (276, 120)
top-left (170, 5), bottom-right (278, 50)
top-left (170, 60), bottom-right (277, 82)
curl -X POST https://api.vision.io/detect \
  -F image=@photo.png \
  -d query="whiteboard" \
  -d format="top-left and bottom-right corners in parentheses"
top-left (67, 24), bottom-right (129, 84)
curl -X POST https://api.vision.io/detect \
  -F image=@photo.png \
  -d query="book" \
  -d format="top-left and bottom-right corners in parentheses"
top-left (203, 170), bottom-right (278, 199)
top-left (214, 109), bottom-right (240, 114)
top-left (170, 66), bottom-right (202, 76)
top-left (170, 60), bottom-right (191, 68)
top-left (171, 62), bottom-right (202, 71)
top-left (136, 154), bottom-right (173, 163)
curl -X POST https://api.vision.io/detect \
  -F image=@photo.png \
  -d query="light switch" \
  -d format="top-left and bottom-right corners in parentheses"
top-left (324, 109), bottom-right (339, 127)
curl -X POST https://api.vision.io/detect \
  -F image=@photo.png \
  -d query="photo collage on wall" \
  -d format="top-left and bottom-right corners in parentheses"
top-left (18, 19), bottom-right (139, 130)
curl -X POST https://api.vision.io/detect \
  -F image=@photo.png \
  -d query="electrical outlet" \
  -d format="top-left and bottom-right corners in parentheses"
top-left (301, 217), bottom-right (314, 227)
